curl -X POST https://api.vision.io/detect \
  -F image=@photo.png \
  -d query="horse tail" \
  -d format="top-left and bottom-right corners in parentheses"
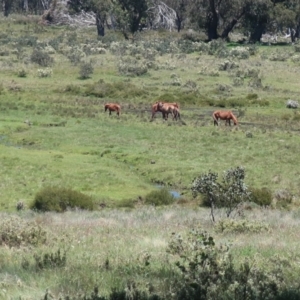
top-left (151, 103), bottom-right (158, 119)
top-left (212, 111), bottom-right (219, 126)
top-left (104, 104), bottom-right (108, 112)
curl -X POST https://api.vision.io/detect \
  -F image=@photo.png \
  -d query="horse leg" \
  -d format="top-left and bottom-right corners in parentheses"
top-left (109, 110), bottom-right (112, 116)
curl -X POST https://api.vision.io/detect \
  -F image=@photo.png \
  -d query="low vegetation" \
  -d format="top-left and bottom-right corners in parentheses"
top-left (30, 186), bottom-right (95, 212)
top-left (1, 15), bottom-right (300, 299)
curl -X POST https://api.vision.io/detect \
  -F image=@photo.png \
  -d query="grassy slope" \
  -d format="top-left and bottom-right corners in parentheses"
top-left (1, 15), bottom-right (300, 298)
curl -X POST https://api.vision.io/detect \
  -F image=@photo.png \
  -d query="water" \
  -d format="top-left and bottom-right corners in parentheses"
top-left (154, 184), bottom-right (181, 199)
top-left (170, 190), bottom-right (181, 199)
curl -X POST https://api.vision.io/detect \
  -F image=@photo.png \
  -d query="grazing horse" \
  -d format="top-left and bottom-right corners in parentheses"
top-left (212, 110), bottom-right (238, 126)
top-left (151, 101), bottom-right (179, 120)
top-left (104, 103), bottom-right (121, 116)
top-left (157, 102), bottom-right (181, 120)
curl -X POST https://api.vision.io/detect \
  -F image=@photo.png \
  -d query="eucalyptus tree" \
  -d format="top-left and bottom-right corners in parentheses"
top-left (187, 0), bottom-right (250, 41)
top-left (111, 0), bottom-right (148, 39)
top-left (67, 0), bottom-right (111, 36)
top-left (160, 0), bottom-right (189, 32)
top-left (272, 0), bottom-right (300, 41)
top-left (68, 0), bottom-right (148, 38)
top-left (1, 0), bottom-right (51, 15)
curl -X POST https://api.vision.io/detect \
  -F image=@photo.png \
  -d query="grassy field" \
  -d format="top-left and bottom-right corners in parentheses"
top-left (1, 14), bottom-right (300, 299)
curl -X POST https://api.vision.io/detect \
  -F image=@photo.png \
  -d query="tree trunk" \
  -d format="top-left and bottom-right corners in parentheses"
top-left (249, 23), bottom-right (266, 43)
top-left (206, 0), bottom-right (219, 40)
top-left (291, 28), bottom-right (296, 43)
top-left (3, 0), bottom-right (12, 17)
top-left (210, 198), bottom-right (215, 223)
top-left (221, 11), bottom-right (245, 40)
top-left (176, 12), bottom-right (182, 32)
top-left (23, 0), bottom-right (28, 12)
top-left (130, 15), bottom-right (142, 34)
top-left (96, 12), bottom-right (105, 36)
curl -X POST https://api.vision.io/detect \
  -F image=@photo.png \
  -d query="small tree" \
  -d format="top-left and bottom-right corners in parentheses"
top-left (191, 171), bottom-right (219, 222)
top-left (192, 166), bottom-right (250, 222)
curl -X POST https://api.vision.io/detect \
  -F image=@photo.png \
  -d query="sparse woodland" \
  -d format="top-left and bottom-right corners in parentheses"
top-left (1, 3), bottom-right (300, 299)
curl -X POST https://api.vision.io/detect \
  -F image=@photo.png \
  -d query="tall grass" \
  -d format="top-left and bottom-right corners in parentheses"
top-left (1, 207), bottom-right (300, 298)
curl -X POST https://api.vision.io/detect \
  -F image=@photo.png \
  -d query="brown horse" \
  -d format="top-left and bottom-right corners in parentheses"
top-left (212, 110), bottom-right (238, 126)
top-left (151, 101), bottom-right (179, 120)
top-left (104, 103), bottom-right (121, 116)
top-left (157, 102), bottom-right (181, 120)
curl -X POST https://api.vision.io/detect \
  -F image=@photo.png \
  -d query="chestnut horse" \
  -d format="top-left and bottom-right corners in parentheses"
top-left (104, 103), bottom-right (121, 116)
top-left (212, 110), bottom-right (238, 126)
top-left (151, 101), bottom-right (179, 120)
top-left (157, 102), bottom-right (180, 120)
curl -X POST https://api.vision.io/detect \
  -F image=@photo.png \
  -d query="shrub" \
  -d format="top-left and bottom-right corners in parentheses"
top-left (67, 46), bottom-right (86, 65)
top-left (181, 30), bottom-right (204, 42)
top-left (0, 216), bottom-right (47, 247)
top-left (167, 230), bottom-right (283, 300)
top-left (144, 188), bottom-right (175, 206)
top-left (229, 46), bottom-right (250, 59)
top-left (37, 68), bottom-right (52, 78)
top-left (273, 189), bottom-right (293, 209)
top-left (246, 93), bottom-right (258, 100)
top-left (207, 39), bottom-right (227, 55)
top-left (17, 67), bottom-right (27, 78)
top-left (215, 219), bottom-right (271, 234)
top-left (30, 185), bottom-right (95, 212)
top-left (218, 60), bottom-right (239, 71)
top-left (84, 80), bottom-right (146, 98)
top-left (64, 84), bottom-right (81, 94)
top-left (16, 35), bottom-right (38, 47)
top-left (0, 47), bottom-right (9, 56)
top-left (34, 249), bottom-right (67, 270)
top-left (79, 62), bottom-right (94, 79)
top-left (250, 187), bottom-right (272, 206)
top-left (118, 57), bottom-right (148, 76)
top-left (30, 49), bottom-right (54, 67)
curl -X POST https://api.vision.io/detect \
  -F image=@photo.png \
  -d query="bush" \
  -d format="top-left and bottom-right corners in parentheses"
top-left (17, 67), bottom-right (27, 78)
top-left (167, 230), bottom-right (283, 300)
top-left (34, 249), bottom-right (67, 270)
top-left (118, 56), bottom-right (148, 76)
top-left (144, 188), bottom-right (175, 206)
top-left (215, 219), bottom-right (271, 234)
top-left (273, 189), bottom-right (293, 209)
top-left (79, 62), bottom-right (94, 79)
top-left (30, 49), bottom-right (54, 67)
top-left (30, 185), bottom-right (95, 212)
top-left (250, 187), bottom-right (272, 206)
top-left (37, 68), bottom-right (52, 78)
top-left (0, 216), bottom-right (47, 247)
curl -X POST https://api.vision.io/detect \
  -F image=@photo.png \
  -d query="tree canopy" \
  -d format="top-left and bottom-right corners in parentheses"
top-left (2, 0), bottom-right (300, 42)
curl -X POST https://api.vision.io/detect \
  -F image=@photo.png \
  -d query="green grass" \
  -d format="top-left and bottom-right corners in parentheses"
top-left (1, 15), bottom-right (300, 298)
